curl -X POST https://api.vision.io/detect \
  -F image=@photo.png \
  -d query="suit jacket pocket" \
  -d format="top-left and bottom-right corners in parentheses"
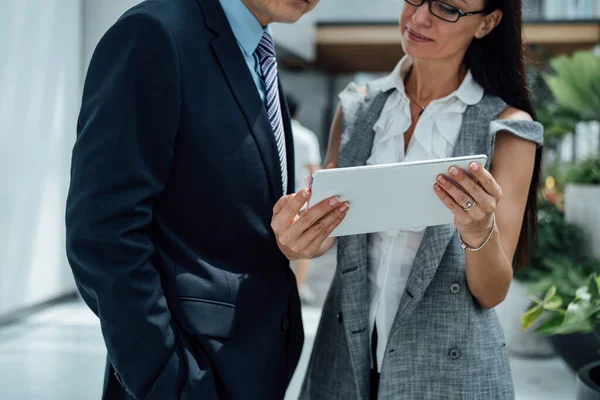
top-left (170, 297), bottom-right (235, 339)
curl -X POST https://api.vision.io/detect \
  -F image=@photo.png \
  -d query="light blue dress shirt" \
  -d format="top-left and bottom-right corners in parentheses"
top-left (218, 0), bottom-right (271, 102)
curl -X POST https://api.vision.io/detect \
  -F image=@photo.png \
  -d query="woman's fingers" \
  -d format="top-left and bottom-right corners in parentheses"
top-left (446, 166), bottom-right (490, 206)
top-left (436, 173), bottom-right (485, 217)
top-left (438, 165), bottom-right (499, 214)
top-left (434, 183), bottom-right (473, 225)
top-left (434, 163), bottom-right (502, 239)
top-left (467, 162), bottom-right (503, 203)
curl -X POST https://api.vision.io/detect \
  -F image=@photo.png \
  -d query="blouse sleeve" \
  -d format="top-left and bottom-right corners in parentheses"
top-left (489, 119), bottom-right (544, 147)
top-left (338, 83), bottom-right (362, 131)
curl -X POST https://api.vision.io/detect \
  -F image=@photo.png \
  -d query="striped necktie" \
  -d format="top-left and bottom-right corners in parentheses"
top-left (256, 31), bottom-right (288, 195)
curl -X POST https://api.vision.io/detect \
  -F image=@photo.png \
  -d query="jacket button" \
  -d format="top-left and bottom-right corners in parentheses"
top-left (450, 283), bottom-right (461, 294)
top-left (336, 312), bottom-right (343, 323)
top-left (282, 318), bottom-right (290, 330)
top-left (448, 348), bottom-right (461, 360)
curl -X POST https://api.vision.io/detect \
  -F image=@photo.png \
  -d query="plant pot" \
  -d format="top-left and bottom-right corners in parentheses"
top-left (565, 184), bottom-right (600, 259)
top-left (551, 332), bottom-right (600, 373)
top-left (495, 279), bottom-right (530, 342)
top-left (497, 279), bottom-right (555, 357)
top-left (576, 361), bottom-right (600, 400)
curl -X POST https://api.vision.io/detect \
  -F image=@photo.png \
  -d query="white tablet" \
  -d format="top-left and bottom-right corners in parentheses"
top-left (308, 154), bottom-right (488, 237)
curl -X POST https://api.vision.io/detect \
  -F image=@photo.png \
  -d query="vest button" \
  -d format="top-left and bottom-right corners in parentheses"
top-left (448, 348), bottom-right (461, 360)
top-left (336, 312), bottom-right (343, 323)
top-left (282, 318), bottom-right (290, 330)
top-left (450, 283), bottom-right (461, 294)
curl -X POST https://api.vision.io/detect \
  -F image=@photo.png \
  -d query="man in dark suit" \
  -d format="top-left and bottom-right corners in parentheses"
top-left (64, 0), bottom-right (339, 399)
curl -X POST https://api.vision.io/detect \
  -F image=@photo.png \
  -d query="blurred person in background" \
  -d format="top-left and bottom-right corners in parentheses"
top-left (271, 0), bottom-right (544, 399)
top-left (286, 94), bottom-right (322, 304)
top-left (65, 0), bottom-right (323, 399)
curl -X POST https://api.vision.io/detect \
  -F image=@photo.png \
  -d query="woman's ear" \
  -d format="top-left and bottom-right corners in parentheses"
top-left (476, 9), bottom-right (503, 39)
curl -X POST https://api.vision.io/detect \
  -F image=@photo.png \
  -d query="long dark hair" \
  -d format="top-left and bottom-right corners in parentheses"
top-left (465, 0), bottom-right (542, 268)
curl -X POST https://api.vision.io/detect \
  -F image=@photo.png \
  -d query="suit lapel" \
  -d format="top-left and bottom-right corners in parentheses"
top-left (197, 0), bottom-right (283, 200)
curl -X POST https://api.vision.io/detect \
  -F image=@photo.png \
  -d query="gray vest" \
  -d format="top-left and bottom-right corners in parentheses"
top-left (301, 79), bottom-right (542, 400)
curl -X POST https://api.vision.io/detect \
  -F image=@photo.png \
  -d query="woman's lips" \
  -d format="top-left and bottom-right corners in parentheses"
top-left (407, 28), bottom-right (433, 42)
top-left (292, 0), bottom-right (309, 6)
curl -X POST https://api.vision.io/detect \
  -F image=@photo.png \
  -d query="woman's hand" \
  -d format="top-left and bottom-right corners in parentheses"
top-left (434, 162), bottom-right (503, 247)
top-left (271, 188), bottom-right (349, 261)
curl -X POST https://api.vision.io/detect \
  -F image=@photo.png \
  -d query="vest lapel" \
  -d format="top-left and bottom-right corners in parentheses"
top-left (337, 87), bottom-right (392, 399)
top-left (388, 99), bottom-right (489, 338)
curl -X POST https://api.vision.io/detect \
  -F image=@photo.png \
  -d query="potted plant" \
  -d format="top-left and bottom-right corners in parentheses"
top-left (513, 197), bottom-right (600, 366)
top-left (521, 273), bottom-right (600, 399)
top-left (499, 194), bottom-right (582, 357)
top-left (524, 256), bottom-right (600, 372)
top-left (565, 156), bottom-right (600, 260)
top-left (512, 50), bottom-right (600, 368)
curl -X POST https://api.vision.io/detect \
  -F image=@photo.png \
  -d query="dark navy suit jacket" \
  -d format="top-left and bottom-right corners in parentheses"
top-left (65, 0), bottom-right (303, 398)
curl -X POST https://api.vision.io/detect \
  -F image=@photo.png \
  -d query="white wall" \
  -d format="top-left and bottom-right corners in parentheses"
top-left (0, 0), bottom-right (83, 316)
top-left (272, 12), bottom-right (316, 61)
top-left (315, 0), bottom-right (403, 22)
top-left (83, 0), bottom-right (142, 72)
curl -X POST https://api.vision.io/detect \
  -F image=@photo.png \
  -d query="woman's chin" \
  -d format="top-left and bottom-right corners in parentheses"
top-left (402, 46), bottom-right (427, 60)
top-left (401, 43), bottom-right (439, 62)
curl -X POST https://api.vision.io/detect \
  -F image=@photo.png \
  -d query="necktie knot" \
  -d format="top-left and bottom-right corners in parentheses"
top-left (256, 32), bottom-right (276, 59)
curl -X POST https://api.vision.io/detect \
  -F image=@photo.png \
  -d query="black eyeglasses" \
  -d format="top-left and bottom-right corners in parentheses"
top-left (404, 0), bottom-right (488, 23)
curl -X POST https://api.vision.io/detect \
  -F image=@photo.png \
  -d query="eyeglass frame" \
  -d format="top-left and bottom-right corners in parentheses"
top-left (403, 0), bottom-right (489, 23)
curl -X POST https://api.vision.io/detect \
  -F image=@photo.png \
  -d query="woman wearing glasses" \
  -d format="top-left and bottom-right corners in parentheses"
top-left (293, 0), bottom-right (543, 398)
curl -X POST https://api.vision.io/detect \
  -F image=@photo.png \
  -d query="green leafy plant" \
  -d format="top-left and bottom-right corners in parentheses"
top-left (530, 51), bottom-right (600, 154)
top-left (518, 193), bottom-right (600, 337)
top-left (536, 106), bottom-right (579, 150)
top-left (524, 257), bottom-right (600, 306)
top-left (516, 195), bottom-right (600, 313)
top-left (543, 51), bottom-right (600, 123)
top-left (566, 156), bottom-right (600, 185)
top-left (521, 273), bottom-right (600, 342)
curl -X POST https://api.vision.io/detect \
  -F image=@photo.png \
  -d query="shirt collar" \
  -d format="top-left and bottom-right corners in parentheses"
top-left (454, 69), bottom-right (484, 105)
top-left (218, 0), bottom-right (270, 56)
top-left (380, 55), bottom-right (484, 106)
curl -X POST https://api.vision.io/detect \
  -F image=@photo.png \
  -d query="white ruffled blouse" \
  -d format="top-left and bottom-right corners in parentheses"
top-left (367, 56), bottom-right (485, 372)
